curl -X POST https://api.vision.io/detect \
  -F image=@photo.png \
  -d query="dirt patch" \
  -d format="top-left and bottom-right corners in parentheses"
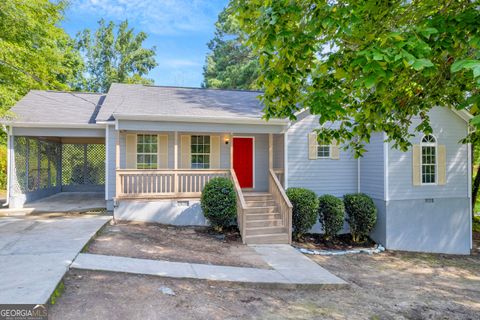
top-left (86, 221), bottom-right (270, 269)
top-left (294, 233), bottom-right (376, 251)
top-left (51, 249), bottom-right (480, 319)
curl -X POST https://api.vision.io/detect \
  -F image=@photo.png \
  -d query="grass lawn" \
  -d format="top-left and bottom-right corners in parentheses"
top-left (50, 234), bottom-right (480, 320)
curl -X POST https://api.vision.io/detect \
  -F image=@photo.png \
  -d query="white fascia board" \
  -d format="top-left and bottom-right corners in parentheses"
top-left (3, 122), bottom-right (105, 129)
top-left (113, 113), bottom-right (289, 126)
top-left (451, 109), bottom-right (473, 123)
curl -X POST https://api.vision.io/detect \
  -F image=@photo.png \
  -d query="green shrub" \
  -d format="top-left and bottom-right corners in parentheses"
top-left (318, 194), bottom-right (345, 240)
top-left (286, 187), bottom-right (319, 240)
top-left (473, 216), bottom-right (480, 233)
top-left (344, 193), bottom-right (377, 242)
top-left (200, 177), bottom-right (237, 231)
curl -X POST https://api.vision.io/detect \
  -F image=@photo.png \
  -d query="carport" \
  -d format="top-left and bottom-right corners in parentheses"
top-left (8, 135), bottom-right (106, 209)
top-left (2, 90), bottom-right (108, 210)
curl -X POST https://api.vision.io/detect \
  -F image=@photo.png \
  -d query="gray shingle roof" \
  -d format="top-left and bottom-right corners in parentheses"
top-left (5, 90), bottom-right (105, 125)
top-left (96, 83), bottom-right (264, 121)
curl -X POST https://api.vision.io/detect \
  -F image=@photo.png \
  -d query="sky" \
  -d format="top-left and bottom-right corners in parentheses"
top-left (62, 0), bottom-right (229, 88)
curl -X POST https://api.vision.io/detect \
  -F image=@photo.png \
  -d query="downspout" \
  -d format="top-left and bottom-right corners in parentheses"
top-left (2, 125), bottom-right (11, 207)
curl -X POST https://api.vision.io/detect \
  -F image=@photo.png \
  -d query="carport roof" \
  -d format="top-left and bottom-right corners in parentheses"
top-left (3, 90), bottom-right (105, 126)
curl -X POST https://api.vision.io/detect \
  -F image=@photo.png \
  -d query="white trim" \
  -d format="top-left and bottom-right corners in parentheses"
top-left (113, 113), bottom-right (289, 126)
top-left (468, 141), bottom-right (472, 250)
top-left (316, 144), bottom-right (331, 159)
top-left (420, 134), bottom-right (438, 186)
top-left (284, 132), bottom-right (288, 189)
top-left (357, 157), bottom-right (361, 193)
top-left (2, 126), bottom-right (12, 207)
top-left (3, 122), bottom-right (105, 129)
top-left (105, 126), bottom-right (109, 201)
top-left (451, 108), bottom-right (473, 123)
top-left (383, 132), bottom-right (389, 201)
top-left (232, 136), bottom-right (256, 189)
top-left (174, 131), bottom-right (178, 170)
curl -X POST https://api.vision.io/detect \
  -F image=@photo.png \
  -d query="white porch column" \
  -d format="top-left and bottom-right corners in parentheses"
top-left (174, 131), bottom-right (178, 169)
top-left (268, 133), bottom-right (273, 169)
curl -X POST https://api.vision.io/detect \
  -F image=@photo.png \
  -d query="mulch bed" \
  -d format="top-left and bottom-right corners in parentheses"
top-left (294, 233), bottom-right (376, 251)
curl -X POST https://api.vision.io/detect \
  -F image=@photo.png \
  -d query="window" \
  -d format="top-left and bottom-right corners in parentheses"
top-left (191, 135), bottom-right (210, 169)
top-left (421, 135), bottom-right (436, 184)
top-left (317, 144), bottom-right (330, 158)
top-left (137, 134), bottom-right (158, 169)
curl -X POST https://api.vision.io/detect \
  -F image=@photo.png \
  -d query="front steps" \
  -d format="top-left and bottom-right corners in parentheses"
top-left (242, 192), bottom-right (290, 244)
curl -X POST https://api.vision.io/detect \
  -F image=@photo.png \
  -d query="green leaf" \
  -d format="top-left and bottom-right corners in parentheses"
top-left (364, 76), bottom-right (376, 89)
top-left (412, 59), bottom-right (434, 71)
top-left (473, 66), bottom-right (480, 79)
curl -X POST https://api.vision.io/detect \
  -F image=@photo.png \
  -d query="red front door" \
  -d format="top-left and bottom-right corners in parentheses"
top-left (233, 137), bottom-right (254, 188)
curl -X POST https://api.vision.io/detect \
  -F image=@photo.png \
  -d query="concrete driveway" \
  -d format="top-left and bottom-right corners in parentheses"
top-left (0, 215), bottom-right (110, 304)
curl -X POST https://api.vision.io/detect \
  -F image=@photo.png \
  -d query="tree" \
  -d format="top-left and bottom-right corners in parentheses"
top-left (76, 19), bottom-right (158, 93)
top-left (202, 7), bottom-right (260, 90)
top-left (0, 0), bottom-right (83, 118)
top-left (231, 1), bottom-right (480, 155)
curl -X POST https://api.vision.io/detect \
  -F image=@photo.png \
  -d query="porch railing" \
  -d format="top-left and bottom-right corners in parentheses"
top-left (268, 168), bottom-right (293, 243)
top-left (116, 169), bottom-right (230, 199)
top-left (229, 169), bottom-right (248, 241)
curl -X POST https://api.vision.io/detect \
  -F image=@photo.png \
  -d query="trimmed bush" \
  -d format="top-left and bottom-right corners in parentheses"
top-left (200, 177), bottom-right (237, 231)
top-left (286, 187), bottom-right (319, 240)
top-left (318, 194), bottom-right (345, 240)
top-left (344, 193), bottom-right (377, 242)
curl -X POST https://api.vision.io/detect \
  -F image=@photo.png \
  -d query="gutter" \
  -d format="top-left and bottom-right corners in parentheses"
top-left (0, 122), bottom-right (105, 129)
top-left (112, 113), bottom-right (289, 126)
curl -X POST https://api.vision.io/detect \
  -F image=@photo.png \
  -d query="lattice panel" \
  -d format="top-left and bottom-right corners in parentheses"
top-left (61, 144), bottom-right (105, 186)
top-left (13, 137), bottom-right (61, 193)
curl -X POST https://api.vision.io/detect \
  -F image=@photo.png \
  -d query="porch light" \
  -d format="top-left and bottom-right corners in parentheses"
top-left (224, 136), bottom-right (230, 145)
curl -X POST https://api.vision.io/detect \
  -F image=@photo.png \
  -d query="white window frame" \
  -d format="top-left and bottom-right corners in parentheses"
top-left (136, 134), bottom-right (158, 169)
top-left (420, 134), bottom-right (437, 185)
top-left (317, 143), bottom-right (331, 159)
top-left (191, 135), bottom-right (211, 169)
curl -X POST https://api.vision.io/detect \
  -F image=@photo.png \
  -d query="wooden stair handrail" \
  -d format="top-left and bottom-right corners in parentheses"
top-left (229, 169), bottom-right (247, 209)
top-left (269, 169), bottom-right (292, 208)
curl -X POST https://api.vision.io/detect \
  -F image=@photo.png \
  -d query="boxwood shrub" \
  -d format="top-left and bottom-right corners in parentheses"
top-left (344, 193), bottom-right (377, 242)
top-left (286, 187), bottom-right (319, 240)
top-left (318, 194), bottom-right (345, 240)
top-left (200, 177), bottom-right (237, 231)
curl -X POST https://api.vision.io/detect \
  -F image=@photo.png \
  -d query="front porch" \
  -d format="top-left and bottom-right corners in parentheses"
top-left (112, 130), bottom-right (291, 244)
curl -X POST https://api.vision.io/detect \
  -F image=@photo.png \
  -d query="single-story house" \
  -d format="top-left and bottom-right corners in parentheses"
top-left (1, 83), bottom-right (473, 254)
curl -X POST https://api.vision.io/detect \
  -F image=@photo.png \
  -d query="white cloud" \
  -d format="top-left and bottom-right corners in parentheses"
top-left (158, 58), bottom-right (202, 68)
top-left (71, 0), bottom-right (222, 35)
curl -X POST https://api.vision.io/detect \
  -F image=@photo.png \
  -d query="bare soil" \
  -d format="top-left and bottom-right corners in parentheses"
top-left (51, 246), bottom-right (480, 320)
top-left (86, 221), bottom-right (270, 269)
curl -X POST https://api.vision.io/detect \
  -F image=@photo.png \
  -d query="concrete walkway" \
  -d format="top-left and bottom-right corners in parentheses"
top-left (72, 245), bottom-right (347, 288)
top-left (0, 215), bottom-right (110, 304)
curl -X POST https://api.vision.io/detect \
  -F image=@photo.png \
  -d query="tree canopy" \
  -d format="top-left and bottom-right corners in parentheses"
top-left (0, 0), bottom-right (83, 118)
top-left (76, 19), bottom-right (158, 93)
top-left (232, 0), bottom-right (480, 155)
top-left (202, 7), bottom-right (260, 90)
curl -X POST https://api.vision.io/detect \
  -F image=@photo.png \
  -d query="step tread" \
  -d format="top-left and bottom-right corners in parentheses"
top-left (244, 233), bottom-right (289, 239)
top-left (244, 206), bottom-right (277, 210)
top-left (243, 192), bottom-right (272, 196)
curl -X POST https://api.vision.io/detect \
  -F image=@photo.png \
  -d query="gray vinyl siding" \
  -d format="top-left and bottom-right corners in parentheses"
top-left (388, 107), bottom-right (469, 200)
top-left (106, 125), bottom-right (116, 202)
top-left (360, 132), bottom-right (385, 200)
top-left (273, 134), bottom-right (284, 169)
top-left (286, 114), bottom-right (358, 197)
top-left (385, 198), bottom-right (470, 254)
top-left (12, 127), bottom-right (105, 137)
